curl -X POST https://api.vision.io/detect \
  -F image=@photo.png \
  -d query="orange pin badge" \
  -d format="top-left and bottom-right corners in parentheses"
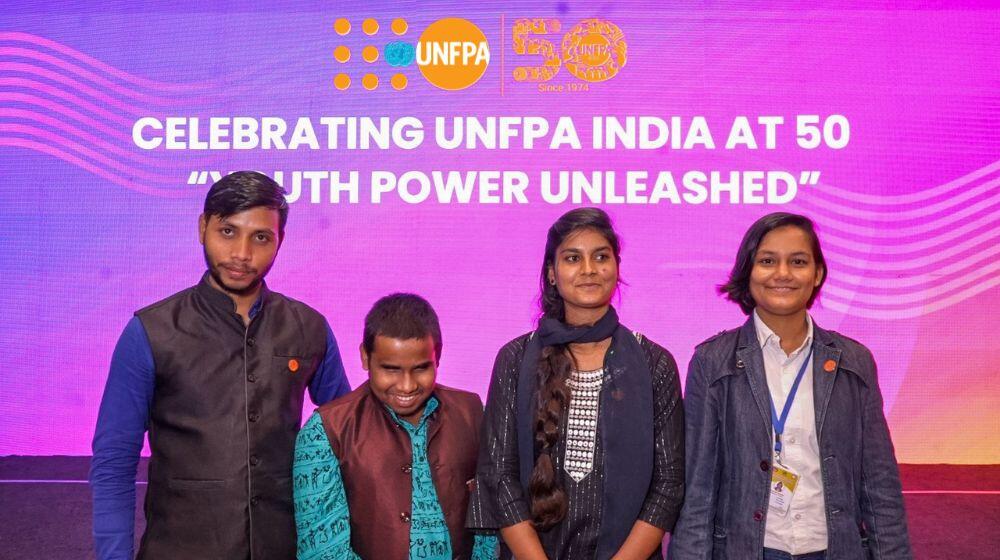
top-left (288, 359), bottom-right (300, 373)
top-left (823, 359), bottom-right (837, 373)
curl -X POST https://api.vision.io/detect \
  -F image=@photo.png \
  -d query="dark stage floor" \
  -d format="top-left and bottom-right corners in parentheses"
top-left (1, 458), bottom-right (998, 559)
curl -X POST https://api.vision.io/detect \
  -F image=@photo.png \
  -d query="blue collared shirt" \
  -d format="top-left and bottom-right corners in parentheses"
top-left (90, 296), bottom-right (350, 560)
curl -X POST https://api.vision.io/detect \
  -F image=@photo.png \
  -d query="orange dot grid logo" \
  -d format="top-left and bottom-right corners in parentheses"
top-left (331, 17), bottom-right (490, 92)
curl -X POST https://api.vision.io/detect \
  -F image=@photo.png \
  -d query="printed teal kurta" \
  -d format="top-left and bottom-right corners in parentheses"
top-left (294, 397), bottom-right (497, 560)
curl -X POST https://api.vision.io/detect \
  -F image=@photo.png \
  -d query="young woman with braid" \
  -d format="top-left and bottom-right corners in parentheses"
top-left (467, 208), bottom-right (685, 560)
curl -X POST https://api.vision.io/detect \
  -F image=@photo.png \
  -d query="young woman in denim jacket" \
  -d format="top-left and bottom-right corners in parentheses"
top-left (668, 213), bottom-right (912, 560)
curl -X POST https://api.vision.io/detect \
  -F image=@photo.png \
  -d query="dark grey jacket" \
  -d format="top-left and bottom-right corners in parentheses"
top-left (668, 318), bottom-right (911, 560)
top-left (136, 276), bottom-right (328, 560)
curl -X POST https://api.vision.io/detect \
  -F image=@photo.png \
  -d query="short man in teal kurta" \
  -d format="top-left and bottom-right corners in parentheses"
top-left (293, 293), bottom-right (497, 560)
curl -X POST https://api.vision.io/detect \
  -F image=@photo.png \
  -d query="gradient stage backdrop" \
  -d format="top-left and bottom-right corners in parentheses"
top-left (1, 1), bottom-right (998, 464)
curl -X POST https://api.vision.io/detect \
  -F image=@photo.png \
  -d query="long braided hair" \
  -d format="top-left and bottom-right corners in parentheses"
top-left (529, 208), bottom-right (621, 530)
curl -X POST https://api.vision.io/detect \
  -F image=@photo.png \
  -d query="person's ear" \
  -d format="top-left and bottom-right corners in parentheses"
top-left (198, 213), bottom-right (208, 245)
top-left (359, 343), bottom-right (370, 372)
top-left (815, 265), bottom-right (826, 287)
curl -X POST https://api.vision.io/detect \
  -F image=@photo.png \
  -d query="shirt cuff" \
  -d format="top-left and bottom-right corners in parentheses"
top-left (638, 494), bottom-right (681, 532)
top-left (466, 475), bottom-right (532, 530)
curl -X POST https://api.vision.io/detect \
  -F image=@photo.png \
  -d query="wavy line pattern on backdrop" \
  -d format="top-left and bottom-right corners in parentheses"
top-left (0, 32), bottom-right (226, 197)
top-left (787, 161), bottom-right (1000, 320)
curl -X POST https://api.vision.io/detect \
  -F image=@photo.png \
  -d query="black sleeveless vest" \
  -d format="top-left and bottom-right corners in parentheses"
top-left (135, 274), bottom-right (327, 560)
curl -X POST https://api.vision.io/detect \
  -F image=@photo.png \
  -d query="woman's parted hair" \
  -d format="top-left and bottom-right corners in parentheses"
top-left (718, 212), bottom-right (827, 315)
top-left (538, 207), bottom-right (622, 321)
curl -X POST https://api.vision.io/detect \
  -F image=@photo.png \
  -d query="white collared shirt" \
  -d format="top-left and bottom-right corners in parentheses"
top-left (755, 310), bottom-right (828, 555)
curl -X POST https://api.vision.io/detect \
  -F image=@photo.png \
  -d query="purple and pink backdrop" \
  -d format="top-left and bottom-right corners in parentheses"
top-left (1, 1), bottom-right (998, 463)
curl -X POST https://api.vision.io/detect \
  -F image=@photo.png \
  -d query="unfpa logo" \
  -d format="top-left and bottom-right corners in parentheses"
top-left (512, 18), bottom-right (627, 89)
top-left (333, 17), bottom-right (490, 91)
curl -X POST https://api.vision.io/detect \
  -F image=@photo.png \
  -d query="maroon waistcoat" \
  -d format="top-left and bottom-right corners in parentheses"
top-left (317, 382), bottom-right (482, 559)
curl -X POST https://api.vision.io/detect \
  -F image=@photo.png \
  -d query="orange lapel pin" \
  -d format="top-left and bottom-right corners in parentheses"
top-left (288, 358), bottom-right (300, 373)
top-left (823, 359), bottom-right (836, 373)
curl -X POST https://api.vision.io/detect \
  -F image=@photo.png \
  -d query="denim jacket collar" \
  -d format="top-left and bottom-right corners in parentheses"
top-left (727, 316), bottom-right (874, 437)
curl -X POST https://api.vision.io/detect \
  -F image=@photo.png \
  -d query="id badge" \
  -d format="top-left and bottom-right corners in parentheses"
top-left (768, 462), bottom-right (800, 516)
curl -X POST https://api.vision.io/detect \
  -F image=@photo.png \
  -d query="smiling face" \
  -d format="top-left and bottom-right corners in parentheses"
top-left (548, 227), bottom-right (619, 325)
top-left (363, 335), bottom-right (437, 426)
top-left (199, 207), bottom-right (281, 296)
top-left (749, 225), bottom-right (825, 321)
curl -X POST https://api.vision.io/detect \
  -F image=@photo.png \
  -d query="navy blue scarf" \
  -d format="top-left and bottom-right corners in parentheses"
top-left (516, 307), bottom-right (654, 560)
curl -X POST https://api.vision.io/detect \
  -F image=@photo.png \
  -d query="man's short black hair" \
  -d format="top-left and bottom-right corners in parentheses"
top-left (203, 171), bottom-right (288, 236)
top-left (363, 293), bottom-right (443, 362)
top-left (718, 212), bottom-right (827, 315)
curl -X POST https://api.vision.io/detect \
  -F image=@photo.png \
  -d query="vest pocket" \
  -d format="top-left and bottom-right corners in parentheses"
top-left (149, 478), bottom-right (231, 554)
top-left (272, 353), bottom-right (318, 378)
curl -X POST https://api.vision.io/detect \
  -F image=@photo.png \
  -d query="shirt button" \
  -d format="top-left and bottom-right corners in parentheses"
top-left (399, 511), bottom-right (410, 523)
top-left (401, 463), bottom-right (412, 474)
top-left (250, 455), bottom-right (260, 466)
top-left (753, 510), bottom-right (763, 521)
top-left (789, 437), bottom-right (797, 444)
top-left (247, 374), bottom-right (257, 383)
top-left (759, 460), bottom-right (770, 472)
top-left (246, 337), bottom-right (255, 347)
top-left (249, 412), bottom-right (260, 422)
top-left (794, 513), bottom-right (802, 520)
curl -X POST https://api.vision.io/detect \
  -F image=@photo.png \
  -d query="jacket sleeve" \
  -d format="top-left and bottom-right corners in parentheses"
top-left (858, 352), bottom-right (913, 559)
top-left (466, 341), bottom-right (532, 530)
top-left (666, 350), bottom-right (721, 560)
top-left (293, 413), bottom-right (360, 560)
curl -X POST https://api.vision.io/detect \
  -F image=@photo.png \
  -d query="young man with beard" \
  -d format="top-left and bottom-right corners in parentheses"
top-left (90, 171), bottom-right (351, 560)
top-left (293, 293), bottom-right (497, 560)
